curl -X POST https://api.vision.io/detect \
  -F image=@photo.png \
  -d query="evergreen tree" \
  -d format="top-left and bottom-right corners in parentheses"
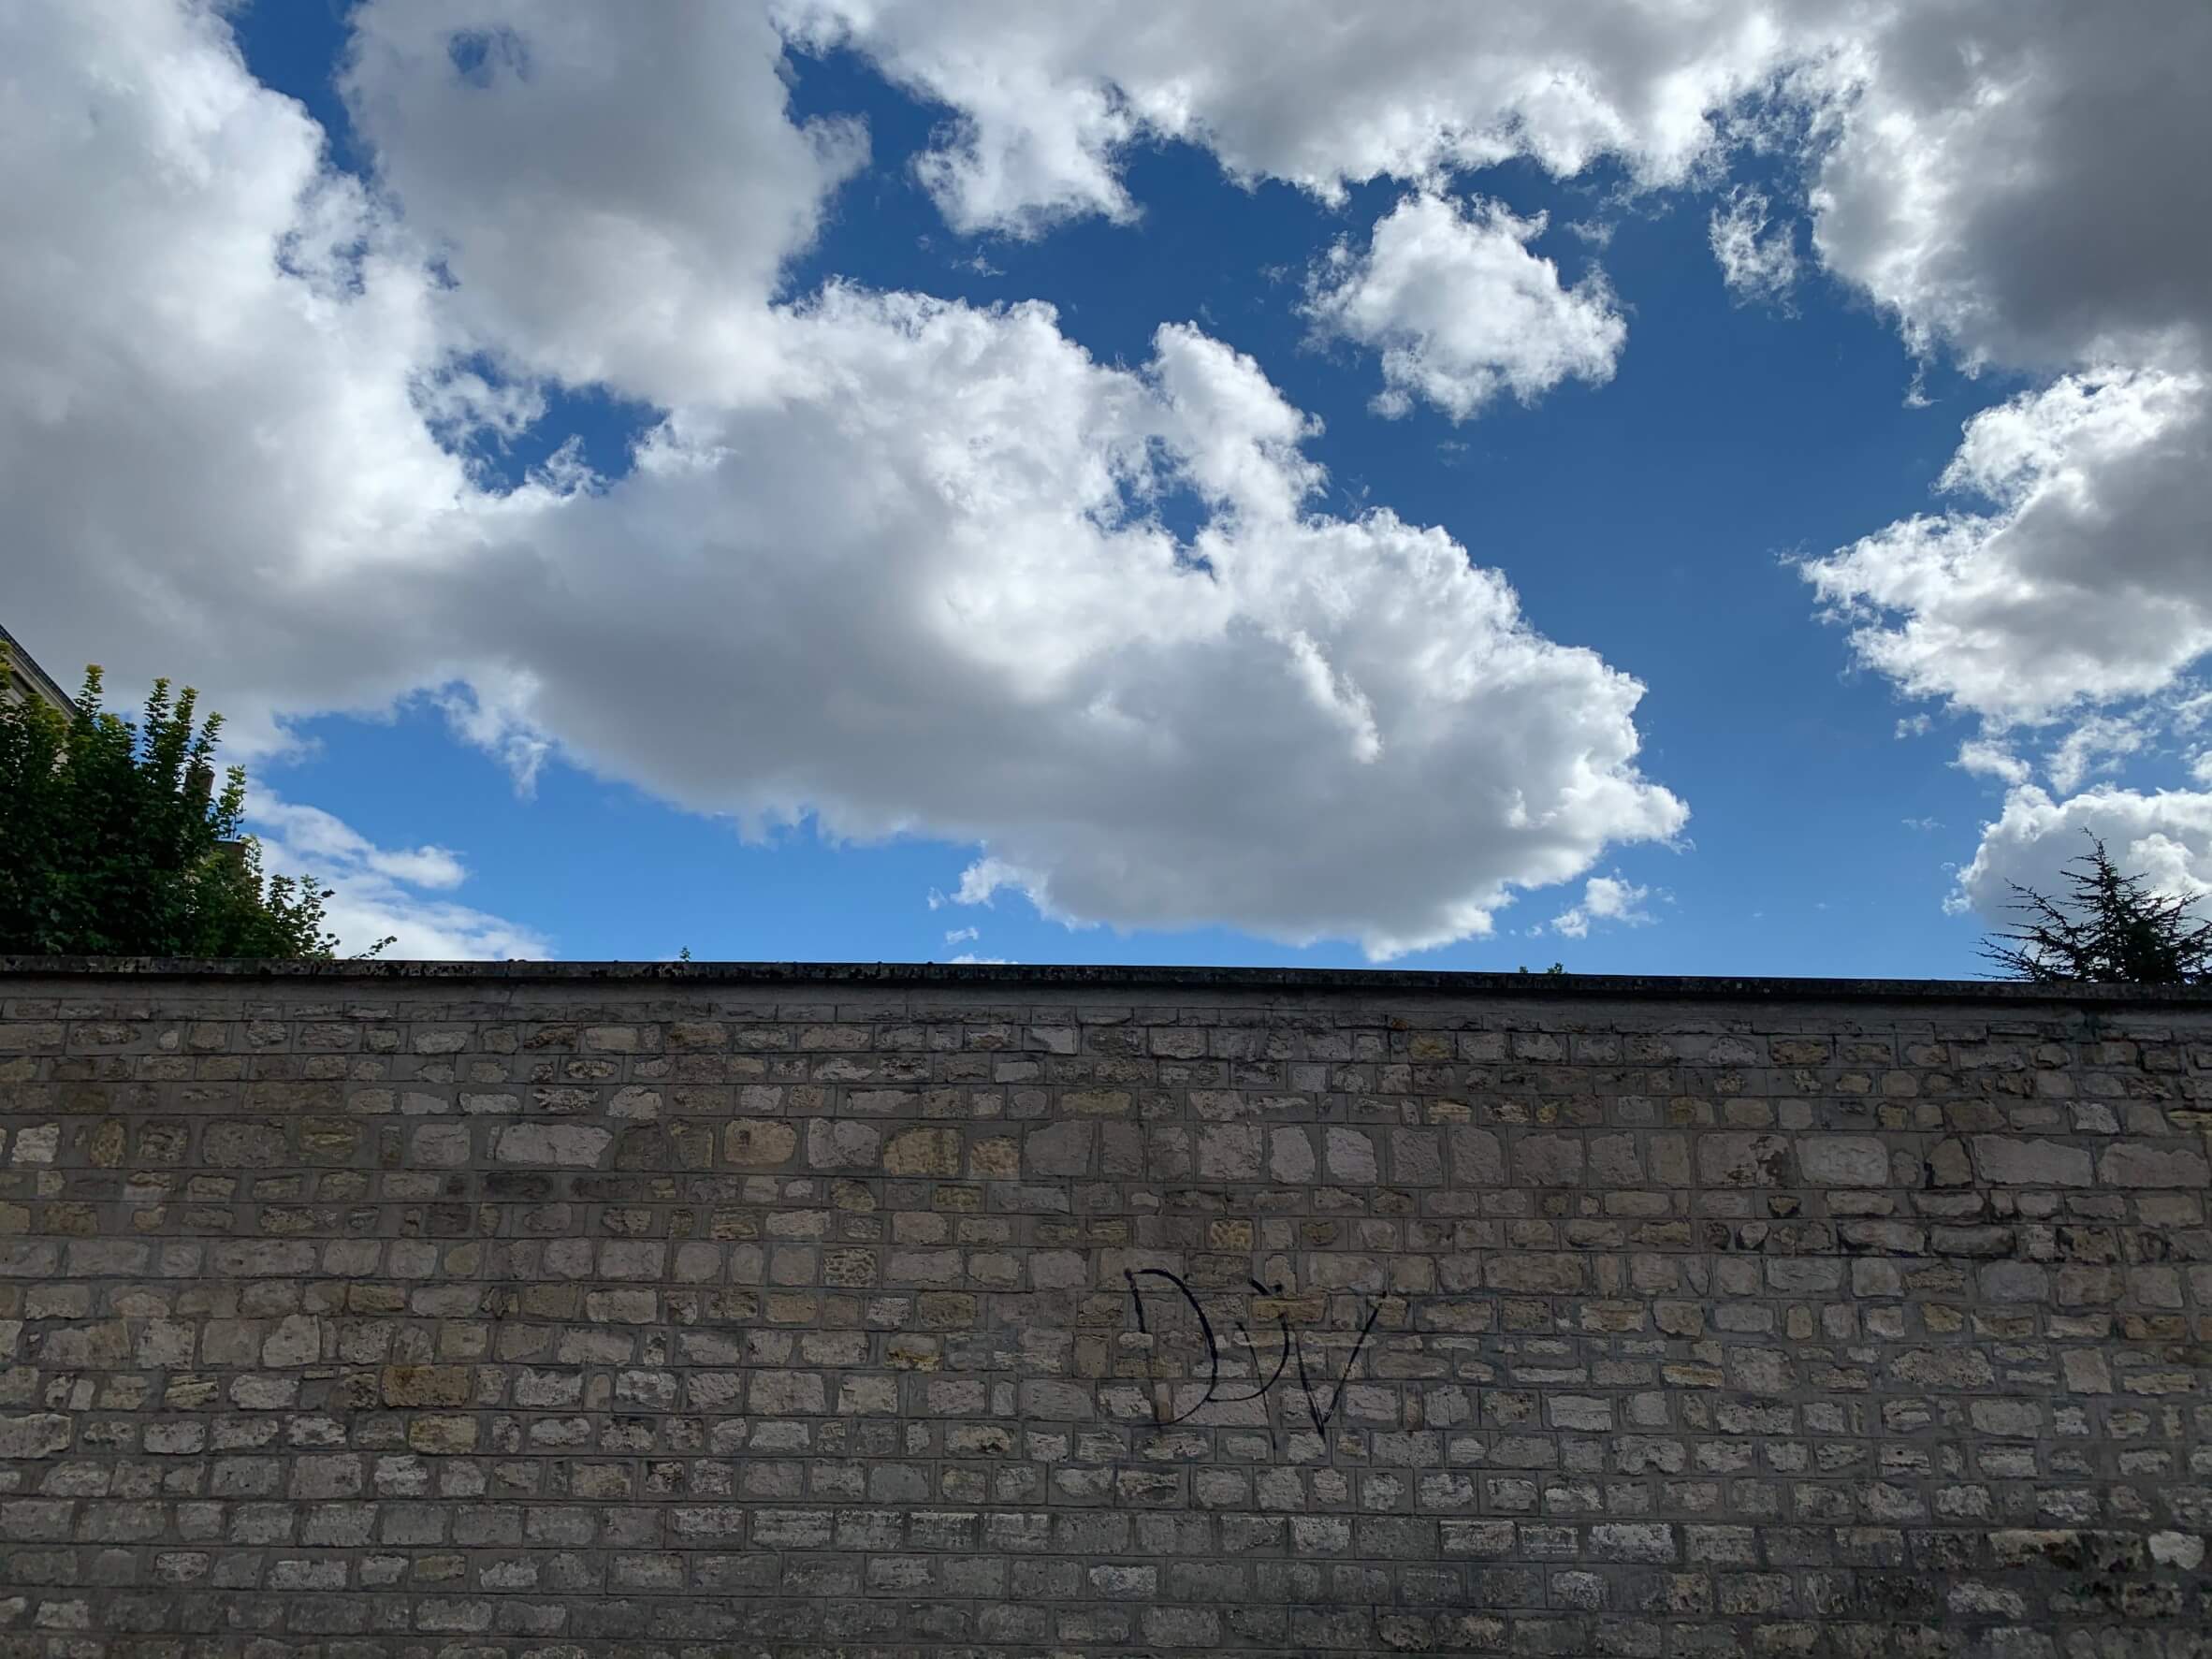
top-left (1980, 832), bottom-right (2212, 984)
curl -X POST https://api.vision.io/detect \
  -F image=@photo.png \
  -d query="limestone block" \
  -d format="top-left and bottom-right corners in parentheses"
top-left (494, 1123), bottom-right (613, 1168)
top-left (1970, 1136), bottom-right (2092, 1186)
top-left (1697, 1132), bottom-right (1791, 1187)
top-left (723, 1119), bottom-right (798, 1167)
top-left (1797, 1135), bottom-right (1889, 1186)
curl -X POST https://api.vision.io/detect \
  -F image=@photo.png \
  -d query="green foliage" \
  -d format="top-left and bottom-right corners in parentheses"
top-left (1516, 962), bottom-right (1566, 975)
top-left (0, 657), bottom-right (366, 958)
top-left (1980, 833), bottom-right (2212, 984)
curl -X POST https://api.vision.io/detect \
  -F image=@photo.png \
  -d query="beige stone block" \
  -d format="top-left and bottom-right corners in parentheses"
top-left (406, 1414), bottom-right (479, 1454)
top-left (882, 1127), bottom-right (960, 1176)
top-left (381, 1365), bottom-right (475, 1407)
top-left (723, 1119), bottom-right (798, 1168)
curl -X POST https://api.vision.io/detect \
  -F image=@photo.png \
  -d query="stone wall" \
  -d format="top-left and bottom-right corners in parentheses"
top-left (2, 960), bottom-right (2210, 1658)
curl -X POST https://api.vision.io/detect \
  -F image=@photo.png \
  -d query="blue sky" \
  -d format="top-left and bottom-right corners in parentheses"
top-left (8, 2), bottom-right (2209, 973)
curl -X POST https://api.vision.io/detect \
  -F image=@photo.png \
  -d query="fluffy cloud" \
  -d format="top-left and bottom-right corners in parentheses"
top-left (1550, 874), bottom-right (1654, 939)
top-left (1808, 0), bottom-right (2212, 374)
top-left (787, 2), bottom-right (2209, 376)
top-left (0, 0), bottom-right (478, 757)
top-left (468, 298), bottom-right (1687, 957)
top-left (1802, 370), bottom-right (2212, 724)
top-left (33, 0), bottom-right (2199, 959)
top-left (1949, 786), bottom-right (2212, 926)
top-left (343, 1), bottom-right (866, 405)
top-left (0, 0), bottom-right (1686, 962)
top-left (1709, 185), bottom-right (1797, 305)
top-left (1795, 1), bottom-right (2212, 744)
top-left (779, 0), bottom-right (1825, 233)
top-left (1306, 194), bottom-right (1626, 420)
top-left (772, 1), bottom-right (2210, 755)
top-left (247, 795), bottom-right (547, 960)
top-left (1955, 740), bottom-right (2030, 788)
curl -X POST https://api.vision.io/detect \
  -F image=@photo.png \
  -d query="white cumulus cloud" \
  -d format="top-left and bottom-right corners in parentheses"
top-left (1808, 1), bottom-right (2212, 375)
top-left (1306, 193), bottom-right (1626, 420)
top-left (471, 298), bottom-right (1687, 958)
top-left (781, 0), bottom-right (2210, 386)
top-left (1792, 0), bottom-right (2212, 761)
top-left (1803, 370), bottom-right (2212, 726)
top-left (0, 0), bottom-right (480, 758)
top-left (767, 1), bottom-right (2212, 774)
top-left (1949, 786), bottom-right (2212, 928)
top-left (0, 0), bottom-right (1688, 964)
top-left (344, 0), bottom-right (867, 406)
top-left (779, 0), bottom-right (1830, 233)
top-left (1550, 874), bottom-right (1655, 939)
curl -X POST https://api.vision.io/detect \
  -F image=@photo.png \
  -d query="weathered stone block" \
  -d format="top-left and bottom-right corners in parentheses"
top-left (495, 1123), bottom-right (613, 1167)
top-left (1484, 1254), bottom-right (1584, 1293)
top-left (1514, 1134), bottom-right (1583, 1186)
top-left (260, 1315), bottom-right (321, 1367)
top-left (0, 1413), bottom-right (70, 1458)
top-left (2150, 1532), bottom-right (2205, 1569)
top-left (1197, 1125), bottom-right (1261, 1181)
top-left (1798, 1135), bottom-right (1889, 1186)
top-left (1968, 1399), bottom-right (2042, 1437)
top-left (1447, 1127), bottom-right (1505, 1186)
top-left (1270, 1127), bottom-right (1316, 1183)
top-left (1025, 1120), bottom-right (1093, 1177)
top-left (809, 1119), bottom-right (883, 1170)
top-left (1971, 1136), bottom-right (2092, 1186)
top-left (1592, 1522), bottom-right (1676, 1563)
top-left (37, 1320), bottom-right (130, 1368)
top-left (1696, 1133), bottom-right (1791, 1187)
top-left (1888, 1347), bottom-right (1997, 1390)
top-left (1325, 1128), bottom-right (1377, 1184)
top-left (1060, 1088), bottom-right (1131, 1115)
top-left (2098, 1141), bottom-right (2210, 1187)
top-left (411, 1122), bottom-right (471, 1166)
top-left (880, 1132), bottom-right (959, 1186)
top-left (1588, 1131), bottom-right (1641, 1185)
top-left (724, 1118), bottom-right (797, 1167)
top-left (202, 1120), bottom-right (286, 1167)
top-left (1978, 1262), bottom-right (2049, 1303)
top-left (381, 1365), bottom-right (474, 1407)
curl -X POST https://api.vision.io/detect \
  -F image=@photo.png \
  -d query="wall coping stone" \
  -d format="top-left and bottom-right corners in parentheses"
top-left (7, 953), bottom-right (2212, 1006)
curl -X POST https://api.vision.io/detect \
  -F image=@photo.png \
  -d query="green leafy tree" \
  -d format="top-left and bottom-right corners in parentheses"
top-left (0, 658), bottom-right (375, 958)
top-left (1980, 832), bottom-right (2212, 984)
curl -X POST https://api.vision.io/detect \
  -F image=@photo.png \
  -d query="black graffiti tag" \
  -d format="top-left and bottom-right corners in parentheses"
top-left (1123, 1268), bottom-right (1382, 1433)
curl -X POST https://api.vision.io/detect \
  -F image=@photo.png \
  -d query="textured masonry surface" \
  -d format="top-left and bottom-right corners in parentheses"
top-left (1, 962), bottom-right (2210, 1657)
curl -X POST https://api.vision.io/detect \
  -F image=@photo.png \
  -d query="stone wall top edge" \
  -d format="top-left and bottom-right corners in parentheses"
top-left (6, 954), bottom-right (2212, 1010)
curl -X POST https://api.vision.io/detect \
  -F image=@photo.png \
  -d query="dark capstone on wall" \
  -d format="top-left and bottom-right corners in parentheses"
top-left (2, 959), bottom-right (2210, 1658)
